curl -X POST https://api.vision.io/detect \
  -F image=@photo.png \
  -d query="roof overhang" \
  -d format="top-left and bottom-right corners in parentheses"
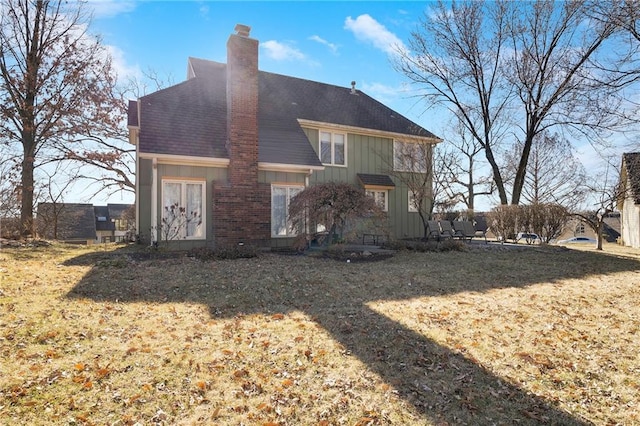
top-left (259, 162), bottom-right (325, 173)
top-left (297, 119), bottom-right (442, 144)
top-left (357, 173), bottom-right (396, 190)
top-left (139, 152), bottom-right (230, 167)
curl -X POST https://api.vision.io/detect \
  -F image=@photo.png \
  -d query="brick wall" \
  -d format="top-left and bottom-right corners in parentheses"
top-left (212, 182), bottom-right (271, 247)
top-left (226, 27), bottom-right (259, 186)
top-left (213, 25), bottom-right (271, 247)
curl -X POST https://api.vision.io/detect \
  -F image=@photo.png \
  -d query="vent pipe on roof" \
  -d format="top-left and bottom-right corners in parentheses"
top-left (350, 81), bottom-right (357, 94)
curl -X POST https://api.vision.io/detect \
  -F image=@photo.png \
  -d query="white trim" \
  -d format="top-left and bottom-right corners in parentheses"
top-left (366, 189), bottom-right (389, 212)
top-left (160, 178), bottom-right (207, 241)
top-left (298, 118), bottom-right (441, 144)
top-left (271, 183), bottom-right (305, 238)
top-left (151, 158), bottom-right (158, 242)
top-left (259, 162), bottom-right (324, 173)
top-left (319, 129), bottom-right (347, 167)
top-left (139, 153), bottom-right (325, 172)
top-left (139, 152), bottom-right (230, 167)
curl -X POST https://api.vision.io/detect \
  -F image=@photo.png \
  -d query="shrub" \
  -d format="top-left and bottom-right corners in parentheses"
top-left (187, 245), bottom-right (259, 261)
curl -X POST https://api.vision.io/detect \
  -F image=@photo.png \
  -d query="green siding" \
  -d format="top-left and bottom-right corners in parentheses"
top-left (304, 126), bottom-right (432, 240)
top-left (138, 127), bottom-right (432, 248)
top-left (259, 171), bottom-right (305, 185)
top-left (138, 158), bottom-right (152, 243)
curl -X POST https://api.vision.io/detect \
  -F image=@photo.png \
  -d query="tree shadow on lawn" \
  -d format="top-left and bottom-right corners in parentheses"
top-left (66, 247), bottom-right (640, 424)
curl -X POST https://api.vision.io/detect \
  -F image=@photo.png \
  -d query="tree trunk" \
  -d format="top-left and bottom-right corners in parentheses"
top-left (596, 221), bottom-right (603, 251)
top-left (20, 151), bottom-right (35, 238)
top-left (511, 134), bottom-right (534, 205)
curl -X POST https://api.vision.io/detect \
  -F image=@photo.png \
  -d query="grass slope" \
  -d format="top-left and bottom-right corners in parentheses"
top-left (0, 243), bottom-right (639, 425)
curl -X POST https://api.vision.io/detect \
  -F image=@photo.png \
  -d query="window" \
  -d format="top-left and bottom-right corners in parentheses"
top-left (272, 185), bottom-right (303, 237)
top-left (162, 180), bottom-right (205, 240)
top-left (366, 190), bottom-right (388, 212)
top-left (575, 222), bottom-right (585, 235)
top-left (114, 219), bottom-right (128, 231)
top-left (408, 190), bottom-right (419, 212)
top-left (394, 140), bottom-right (428, 172)
top-left (320, 131), bottom-right (346, 166)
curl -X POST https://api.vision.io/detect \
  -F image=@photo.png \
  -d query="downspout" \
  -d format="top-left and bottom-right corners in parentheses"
top-left (305, 169), bottom-right (313, 237)
top-left (151, 158), bottom-right (158, 243)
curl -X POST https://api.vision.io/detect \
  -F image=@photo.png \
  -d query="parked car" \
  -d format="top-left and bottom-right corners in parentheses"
top-left (557, 236), bottom-right (597, 244)
top-left (516, 232), bottom-right (540, 244)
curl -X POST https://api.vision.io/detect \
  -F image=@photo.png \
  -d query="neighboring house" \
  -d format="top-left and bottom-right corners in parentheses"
top-left (619, 152), bottom-right (640, 248)
top-left (37, 203), bottom-right (97, 244)
top-left (95, 204), bottom-right (134, 243)
top-left (37, 203), bottom-right (134, 244)
top-left (128, 24), bottom-right (440, 249)
top-left (557, 213), bottom-right (621, 243)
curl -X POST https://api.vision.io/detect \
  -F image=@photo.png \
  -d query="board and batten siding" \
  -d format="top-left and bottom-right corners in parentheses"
top-left (303, 127), bottom-right (429, 240)
top-left (140, 161), bottom-right (227, 249)
top-left (622, 194), bottom-right (640, 248)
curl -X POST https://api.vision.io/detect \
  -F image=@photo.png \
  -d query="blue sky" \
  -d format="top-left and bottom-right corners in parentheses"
top-left (84, 1), bottom-right (446, 205)
top-left (81, 1), bottom-right (634, 209)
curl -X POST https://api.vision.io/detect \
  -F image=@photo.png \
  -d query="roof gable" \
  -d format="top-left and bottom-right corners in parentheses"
top-left (37, 203), bottom-right (96, 241)
top-left (135, 57), bottom-right (438, 167)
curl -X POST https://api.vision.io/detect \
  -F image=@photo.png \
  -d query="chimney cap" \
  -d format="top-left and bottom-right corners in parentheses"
top-left (234, 24), bottom-right (251, 37)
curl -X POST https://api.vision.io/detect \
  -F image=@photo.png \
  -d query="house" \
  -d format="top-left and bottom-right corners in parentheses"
top-left (557, 213), bottom-right (621, 243)
top-left (94, 204), bottom-right (135, 243)
top-left (37, 203), bottom-right (134, 244)
top-left (37, 203), bottom-right (97, 244)
top-left (128, 24), bottom-right (440, 249)
top-left (619, 152), bottom-right (640, 248)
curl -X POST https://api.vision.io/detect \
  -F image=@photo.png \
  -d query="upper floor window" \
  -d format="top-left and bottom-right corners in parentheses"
top-left (320, 131), bottom-right (346, 166)
top-left (394, 140), bottom-right (429, 173)
top-left (114, 218), bottom-right (128, 231)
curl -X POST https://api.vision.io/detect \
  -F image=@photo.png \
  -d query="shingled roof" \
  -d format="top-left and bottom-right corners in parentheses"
top-left (37, 203), bottom-right (96, 241)
top-left (623, 152), bottom-right (640, 204)
top-left (131, 57), bottom-right (437, 168)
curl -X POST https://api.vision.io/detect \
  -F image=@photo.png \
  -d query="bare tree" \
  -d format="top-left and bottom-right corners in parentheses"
top-left (59, 70), bottom-right (174, 198)
top-left (0, 0), bottom-right (118, 236)
top-left (386, 140), bottom-right (434, 238)
top-left (505, 1), bottom-right (631, 205)
top-left (440, 114), bottom-right (496, 215)
top-left (396, 0), bottom-right (513, 204)
top-left (574, 160), bottom-right (624, 250)
top-left (288, 182), bottom-right (385, 245)
top-left (397, 0), bottom-right (639, 206)
top-left (504, 131), bottom-right (587, 209)
top-left (35, 162), bottom-right (78, 239)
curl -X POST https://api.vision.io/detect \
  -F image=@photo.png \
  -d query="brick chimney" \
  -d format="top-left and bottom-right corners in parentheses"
top-left (213, 24), bottom-right (271, 248)
top-left (226, 23), bottom-right (259, 186)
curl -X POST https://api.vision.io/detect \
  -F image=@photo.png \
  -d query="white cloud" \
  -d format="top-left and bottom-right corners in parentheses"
top-left (360, 81), bottom-right (410, 104)
top-left (309, 35), bottom-right (338, 54)
top-left (84, 0), bottom-right (137, 19)
top-left (260, 40), bottom-right (306, 61)
top-left (344, 14), bottom-right (407, 56)
top-left (106, 44), bottom-right (141, 81)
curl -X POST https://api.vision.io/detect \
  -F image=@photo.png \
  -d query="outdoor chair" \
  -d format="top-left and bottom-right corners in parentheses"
top-left (439, 220), bottom-right (462, 240)
top-left (427, 220), bottom-right (446, 241)
top-left (472, 217), bottom-right (489, 243)
top-left (452, 221), bottom-right (473, 242)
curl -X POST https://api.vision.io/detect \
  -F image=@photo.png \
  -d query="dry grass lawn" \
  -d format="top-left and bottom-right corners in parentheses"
top-left (1, 242), bottom-right (639, 425)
